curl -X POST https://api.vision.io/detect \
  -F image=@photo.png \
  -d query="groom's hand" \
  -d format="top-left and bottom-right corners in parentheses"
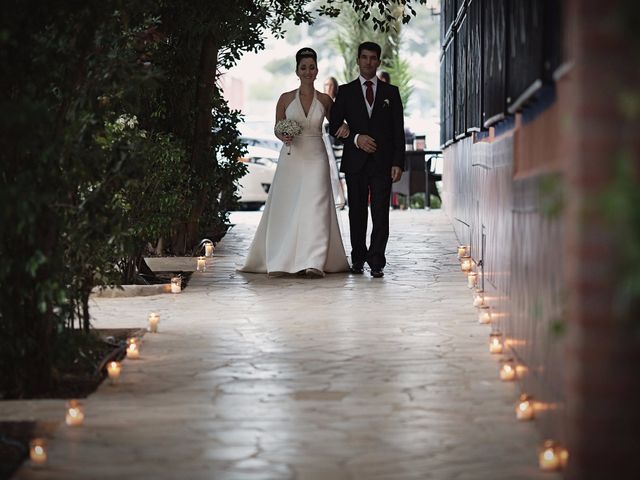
top-left (356, 135), bottom-right (377, 153)
top-left (391, 167), bottom-right (403, 183)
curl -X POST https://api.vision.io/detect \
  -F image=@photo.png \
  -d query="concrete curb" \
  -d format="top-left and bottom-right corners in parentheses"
top-left (90, 284), bottom-right (171, 298)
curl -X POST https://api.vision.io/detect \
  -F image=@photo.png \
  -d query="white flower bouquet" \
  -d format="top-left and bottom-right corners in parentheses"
top-left (275, 119), bottom-right (303, 155)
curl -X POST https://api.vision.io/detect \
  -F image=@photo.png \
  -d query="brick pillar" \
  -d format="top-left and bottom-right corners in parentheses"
top-left (564, 0), bottom-right (640, 478)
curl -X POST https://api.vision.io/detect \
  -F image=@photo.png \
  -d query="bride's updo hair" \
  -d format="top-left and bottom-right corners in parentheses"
top-left (296, 47), bottom-right (317, 69)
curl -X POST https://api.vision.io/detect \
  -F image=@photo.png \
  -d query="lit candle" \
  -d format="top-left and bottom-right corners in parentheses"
top-left (499, 361), bottom-right (516, 381)
top-left (478, 306), bottom-right (491, 325)
top-left (170, 276), bottom-right (181, 293)
top-left (126, 339), bottom-right (140, 359)
top-left (196, 256), bottom-right (206, 272)
top-left (457, 245), bottom-right (468, 258)
top-left (467, 271), bottom-right (478, 289)
top-left (107, 361), bottom-right (121, 384)
top-left (516, 394), bottom-right (535, 420)
top-left (65, 400), bottom-right (85, 427)
top-left (204, 242), bottom-right (214, 257)
top-left (489, 332), bottom-right (503, 354)
top-left (473, 291), bottom-right (486, 307)
top-left (29, 439), bottom-right (47, 465)
top-left (538, 440), bottom-right (561, 471)
top-left (460, 257), bottom-right (472, 273)
top-left (148, 312), bottom-right (160, 333)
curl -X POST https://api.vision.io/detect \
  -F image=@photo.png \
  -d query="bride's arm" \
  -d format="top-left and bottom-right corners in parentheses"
top-left (274, 93), bottom-right (293, 145)
top-left (322, 94), bottom-right (349, 138)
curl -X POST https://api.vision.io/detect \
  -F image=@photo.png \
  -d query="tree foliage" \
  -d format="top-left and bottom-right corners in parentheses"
top-left (332, 2), bottom-right (414, 111)
top-left (0, 0), bottom-right (425, 398)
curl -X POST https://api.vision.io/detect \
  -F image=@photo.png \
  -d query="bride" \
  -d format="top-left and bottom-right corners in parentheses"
top-left (239, 47), bottom-right (351, 277)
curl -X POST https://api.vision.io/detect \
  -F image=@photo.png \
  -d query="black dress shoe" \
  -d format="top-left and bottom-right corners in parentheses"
top-left (370, 268), bottom-right (384, 278)
top-left (350, 265), bottom-right (364, 274)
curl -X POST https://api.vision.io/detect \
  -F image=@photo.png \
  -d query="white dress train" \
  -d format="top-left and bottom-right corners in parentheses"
top-left (239, 90), bottom-right (350, 275)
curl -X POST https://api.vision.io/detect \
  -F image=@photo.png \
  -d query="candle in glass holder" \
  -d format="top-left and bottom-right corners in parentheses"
top-left (148, 312), bottom-right (160, 333)
top-left (204, 242), bottom-right (214, 257)
top-left (127, 341), bottom-right (140, 360)
top-left (489, 332), bottom-right (503, 354)
top-left (516, 394), bottom-right (535, 420)
top-left (107, 361), bottom-right (121, 384)
top-left (65, 399), bottom-right (85, 426)
top-left (478, 306), bottom-right (492, 324)
top-left (29, 439), bottom-right (47, 465)
top-left (499, 360), bottom-right (516, 381)
top-left (196, 256), bottom-right (206, 272)
top-left (457, 245), bottom-right (468, 258)
top-left (467, 271), bottom-right (478, 288)
top-left (460, 257), bottom-right (472, 273)
top-left (538, 440), bottom-right (562, 471)
top-left (170, 276), bottom-right (181, 293)
top-left (473, 291), bottom-right (486, 308)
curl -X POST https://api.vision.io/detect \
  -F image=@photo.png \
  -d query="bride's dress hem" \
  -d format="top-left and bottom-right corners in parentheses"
top-left (236, 264), bottom-right (349, 276)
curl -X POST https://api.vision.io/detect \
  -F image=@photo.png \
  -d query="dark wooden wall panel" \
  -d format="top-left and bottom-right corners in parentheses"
top-left (444, 39), bottom-right (455, 145)
top-left (455, 15), bottom-right (468, 139)
top-left (545, 0), bottom-right (564, 78)
top-left (466, 0), bottom-right (482, 132)
top-left (482, 0), bottom-right (507, 127)
top-left (507, 0), bottom-right (545, 113)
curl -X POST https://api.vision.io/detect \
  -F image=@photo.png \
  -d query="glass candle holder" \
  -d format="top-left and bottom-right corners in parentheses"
top-left (460, 257), bottom-right (472, 273)
top-left (516, 394), bottom-right (535, 421)
top-left (127, 339), bottom-right (140, 360)
top-left (499, 359), bottom-right (516, 381)
top-left (65, 399), bottom-right (85, 426)
top-left (467, 271), bottom-right (478, 289)
top-left (196, 256), bottom-right (206, 272)
top-left (489, 332), bottom-right (503, 354)
top-left (29, 438), bottom-right (47, 465)
top-left (170, 276), bottom-right (181, 293)
top-left (538, 440), bottom-right (566, 471)
top-left (204, 242), bottom-right (214, 257)
top-left (478, 306), bottom-right (492, 325)
top-left (457, 245), bottom-right (469, 258)
top-left (107, 361), bottom-right (121, 385)
top-left (473, 290), bottom-right (486, 308)
top-left (148, 312), bottom-right (160, 333)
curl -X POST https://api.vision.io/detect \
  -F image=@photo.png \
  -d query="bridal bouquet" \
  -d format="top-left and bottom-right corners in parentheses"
top-left (275, 119), bottom-right (303, 155)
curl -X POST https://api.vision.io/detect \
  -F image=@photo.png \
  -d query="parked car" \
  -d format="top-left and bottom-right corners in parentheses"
top-left (241, 132), bottom-right (282, 155)
top-left (237, 145), bottom-right (279, 210)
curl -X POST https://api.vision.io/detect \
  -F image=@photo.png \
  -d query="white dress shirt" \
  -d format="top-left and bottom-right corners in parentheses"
top-left (354, 75), bottom-right (378, 148)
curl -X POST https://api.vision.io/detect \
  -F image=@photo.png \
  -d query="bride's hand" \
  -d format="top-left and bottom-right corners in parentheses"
top-left (282, 135), bottom-right (293, 145)
top-left (335, 123), bottom-right (350, 139)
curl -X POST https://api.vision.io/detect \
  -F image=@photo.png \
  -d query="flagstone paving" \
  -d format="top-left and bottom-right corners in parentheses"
top-left (7, 209), bottom-right (558, 479)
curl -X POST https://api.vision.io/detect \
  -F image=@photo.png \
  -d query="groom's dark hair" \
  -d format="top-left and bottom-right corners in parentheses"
top-left (358, 41), bottom-right (381, 59)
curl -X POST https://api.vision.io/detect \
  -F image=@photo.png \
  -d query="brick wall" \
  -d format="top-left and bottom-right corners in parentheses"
top-left (563, 0), bottom-right (640, 478)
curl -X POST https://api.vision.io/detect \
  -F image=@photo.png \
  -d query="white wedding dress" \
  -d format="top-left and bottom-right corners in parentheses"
top-left (239, 90), bottom-right (350, 275)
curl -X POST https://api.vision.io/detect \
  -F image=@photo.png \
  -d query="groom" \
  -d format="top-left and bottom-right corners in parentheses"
top-left (330, 41), bottom-right (405, 278)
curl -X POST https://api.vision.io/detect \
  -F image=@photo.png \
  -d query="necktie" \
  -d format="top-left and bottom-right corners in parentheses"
top-left (364, 80), bottom-right (374, 107)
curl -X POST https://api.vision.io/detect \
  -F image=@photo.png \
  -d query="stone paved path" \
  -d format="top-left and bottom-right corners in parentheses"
top-left (8, 210), bottom-right (557, 479)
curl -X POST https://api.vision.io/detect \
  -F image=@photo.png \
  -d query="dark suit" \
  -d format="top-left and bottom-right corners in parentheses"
top-left (329, 78), bottom-right (405, 270)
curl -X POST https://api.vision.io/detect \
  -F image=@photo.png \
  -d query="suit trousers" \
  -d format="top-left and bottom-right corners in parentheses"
top-left (345, 160), bottom-right (392, 270)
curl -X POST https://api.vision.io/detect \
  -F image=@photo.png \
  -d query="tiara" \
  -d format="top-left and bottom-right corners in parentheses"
top-left (299, 49), bottom-right (315, 56)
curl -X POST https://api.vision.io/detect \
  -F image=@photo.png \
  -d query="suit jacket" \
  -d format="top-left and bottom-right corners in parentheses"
top-left (329, 78), bottom-right (405, 175)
